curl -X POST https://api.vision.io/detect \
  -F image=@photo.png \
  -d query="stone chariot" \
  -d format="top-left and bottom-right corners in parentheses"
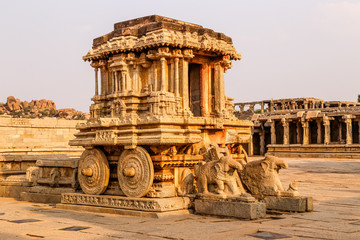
top-left (70, 15), bottom-right (253, 199)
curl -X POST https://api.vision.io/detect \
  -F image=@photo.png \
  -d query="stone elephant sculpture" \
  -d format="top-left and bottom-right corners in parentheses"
top-left (240, 155), bottom-right (288, 198)
top-left (194, 155), bottom-right (245, 196)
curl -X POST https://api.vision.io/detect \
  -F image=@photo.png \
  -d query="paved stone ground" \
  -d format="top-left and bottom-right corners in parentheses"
top-left (0, 157), bottom-right (359, 240)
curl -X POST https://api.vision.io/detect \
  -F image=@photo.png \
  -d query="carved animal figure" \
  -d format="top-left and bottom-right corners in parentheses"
top-left (177, 168), bottom-right (195, 196)
top-left (49, 168), bottom-right (61, 187)
top-left (194, 155), bottom-right (244, 196)
top-left (240, 155), bottom-right (288, 198)
top-left (26, 166), bottom-right (40, 185)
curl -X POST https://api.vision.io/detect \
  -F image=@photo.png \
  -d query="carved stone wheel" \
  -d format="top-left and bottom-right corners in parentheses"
top-left (117, 147), bottom-right (154, 198)
top-left (78, 148), bottom-right (110, 195)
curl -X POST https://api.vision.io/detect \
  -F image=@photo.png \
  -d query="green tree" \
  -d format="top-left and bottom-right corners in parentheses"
top-left (358, 94), bottom-right (360, 102)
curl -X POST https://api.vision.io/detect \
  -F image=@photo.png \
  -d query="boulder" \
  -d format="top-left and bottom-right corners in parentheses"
top-left (6, 96), bottom-right (21, 111)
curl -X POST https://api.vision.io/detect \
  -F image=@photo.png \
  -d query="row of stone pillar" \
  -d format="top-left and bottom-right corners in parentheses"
top-left (261, 116), bottom-right (359, 153)
top-left (92, 58), bottom-right (226, 118)
top-left (237, 100), bottom-right (327, 114)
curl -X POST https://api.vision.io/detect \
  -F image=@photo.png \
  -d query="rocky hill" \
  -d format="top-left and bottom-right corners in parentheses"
top-left (0, 96), bottom-right (89, 120)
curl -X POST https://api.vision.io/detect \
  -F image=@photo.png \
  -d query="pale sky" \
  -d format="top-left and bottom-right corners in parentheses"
top-left (0, 0), bottom-right (359, 112)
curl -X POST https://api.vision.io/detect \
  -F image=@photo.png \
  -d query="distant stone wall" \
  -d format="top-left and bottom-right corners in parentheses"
top-left (0, 116), bottom-right (85, 156)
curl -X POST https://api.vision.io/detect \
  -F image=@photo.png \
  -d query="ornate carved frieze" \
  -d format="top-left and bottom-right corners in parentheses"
top-left (94, 130), bottom-right (116, 143)
top-left (61, 193), bottom-right (190, 212)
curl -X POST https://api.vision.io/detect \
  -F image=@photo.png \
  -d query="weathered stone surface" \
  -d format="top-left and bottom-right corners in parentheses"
top-left (0, 155), bottom-right (79, 199)
top-left (240, 155), bottom-right (292, 199)
top-left (72, 15), bottom-right (253, 199)
top-left (61, 193), bottom-right (191, 212)
top-left (56, 203), bottom-right (192, 218)
top-left (194, 146), bottom-right (246, 196)
top-left (267, 144), bottom-right (360, 159)
top-left (194, 198), bottom-right (266, 220)
top-left (26, 157), bottom-right (79, 188)
top-left (28, 186), bottom-right (76, 195)
top-left (20, 192), bottom-right (62, 203)
top-left (0, 185), bottom-right (28, 199)
top-left (264, 196), bottom-right (313, 212)
top-left (35, 158), bottom-right (79, 168)
top-left (20, 186), bottom-right (77, 203)
top-left (0, 117), bottom-right (85, 156)
top-left (86, 15), bottom-right (240, 61)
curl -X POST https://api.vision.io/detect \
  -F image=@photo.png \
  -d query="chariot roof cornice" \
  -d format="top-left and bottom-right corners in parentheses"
top-left (83, 15), bottom-right (241, 61)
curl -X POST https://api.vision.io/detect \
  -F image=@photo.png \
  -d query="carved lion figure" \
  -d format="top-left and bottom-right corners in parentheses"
top-left (194, 155), bottom-right (244, 196)
top-left (240, 155), bottom-right (288, 198)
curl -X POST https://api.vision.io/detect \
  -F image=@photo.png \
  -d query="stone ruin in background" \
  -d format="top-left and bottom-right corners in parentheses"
top-left (235, 98), bottom-right (360, 158)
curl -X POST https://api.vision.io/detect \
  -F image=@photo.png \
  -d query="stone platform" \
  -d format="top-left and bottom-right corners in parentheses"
top-left (264, 196), bottom-right (313, 212)
top-left (194, 196), bottom-right (266, 220)
top-left (267, 144), bottom-right (360, 158)
top-left (57, 193), bottom-right (191, 218)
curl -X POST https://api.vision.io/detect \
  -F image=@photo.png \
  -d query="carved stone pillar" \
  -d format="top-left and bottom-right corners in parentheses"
top-left (100, 67), bottom-right (106, 95)
top-left (291, 101), bottom-right (296, 110)
top-left (181, 59), bottom-right (189, 112)
top-left (214, 63), bottom-right (225, 117)
top-left (304, 100), bottom-right (308, 110)
top-left (174, 58), bottom-right (179, 97)
top-left (94, 68), bottom-right (99, 96)
top-left (112, 72), bottom-right (115, 93)
top-left (121, 71), bottom-right (126, 93)
top-left (249, 105), bottom-right (255, 112)
top-left (317, 120), bottom-right (322, 144)
top-left (201, 64), bottom-right (209, 117)
top-left (114, 71), bottom-right (118, 93)
top-left (249, 127), bottom-right (254, 156)
top-left (169, 60), bottom-right (174, 93)
top-left (302, 120), bottom-right (309, 145)
top-left (219, 64), bottom-right (225, 115)
top-left (323, 117), bottom-right (330, 145)
top-left (107, 71), bottom-right (112, 94)
top-left (344, 116), bottom-right (353, 145)
top-left (358, 121), bottom-right (360, 144)
top-left (153, 62), bottom-right (158, 91)
top-left (282, 118), bottom-right (289, 145)
top-left (269, 102), bottom-right (273, 112)
top-left (261, 102), bottom-right (264, 113)
top-left (270, 120), bottom-right (276, 144)
top-left (260, 123), bottom-right (265, 155)
top-left (281, 102), bottom-right (285, 110)
top-left (160, 57), bottom-right (166, 92)
top-left (339, 120), bottom-right (342, 143)
top-left (133, 66), bottom-right (140, 93)
top-left (296, 121), bottom-right (301, 144)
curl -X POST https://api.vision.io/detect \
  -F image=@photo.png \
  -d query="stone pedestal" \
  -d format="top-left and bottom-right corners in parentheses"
top-left (264, 196), bottom-right (313, 212)
top-left (20, 157), bottom-right (79, 203)
top-left (194, 197), bottom-right (266, 220)
top-left (57, 193), bottom-right (191, 218)
top-left (0, 154), bottom-right (69, 199)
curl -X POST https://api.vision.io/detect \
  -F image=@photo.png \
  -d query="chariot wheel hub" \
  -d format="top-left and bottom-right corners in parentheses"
top-left (78, 148), bottom-right (110, 195)
top-left (117, 147), bottom-right (154, 197)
